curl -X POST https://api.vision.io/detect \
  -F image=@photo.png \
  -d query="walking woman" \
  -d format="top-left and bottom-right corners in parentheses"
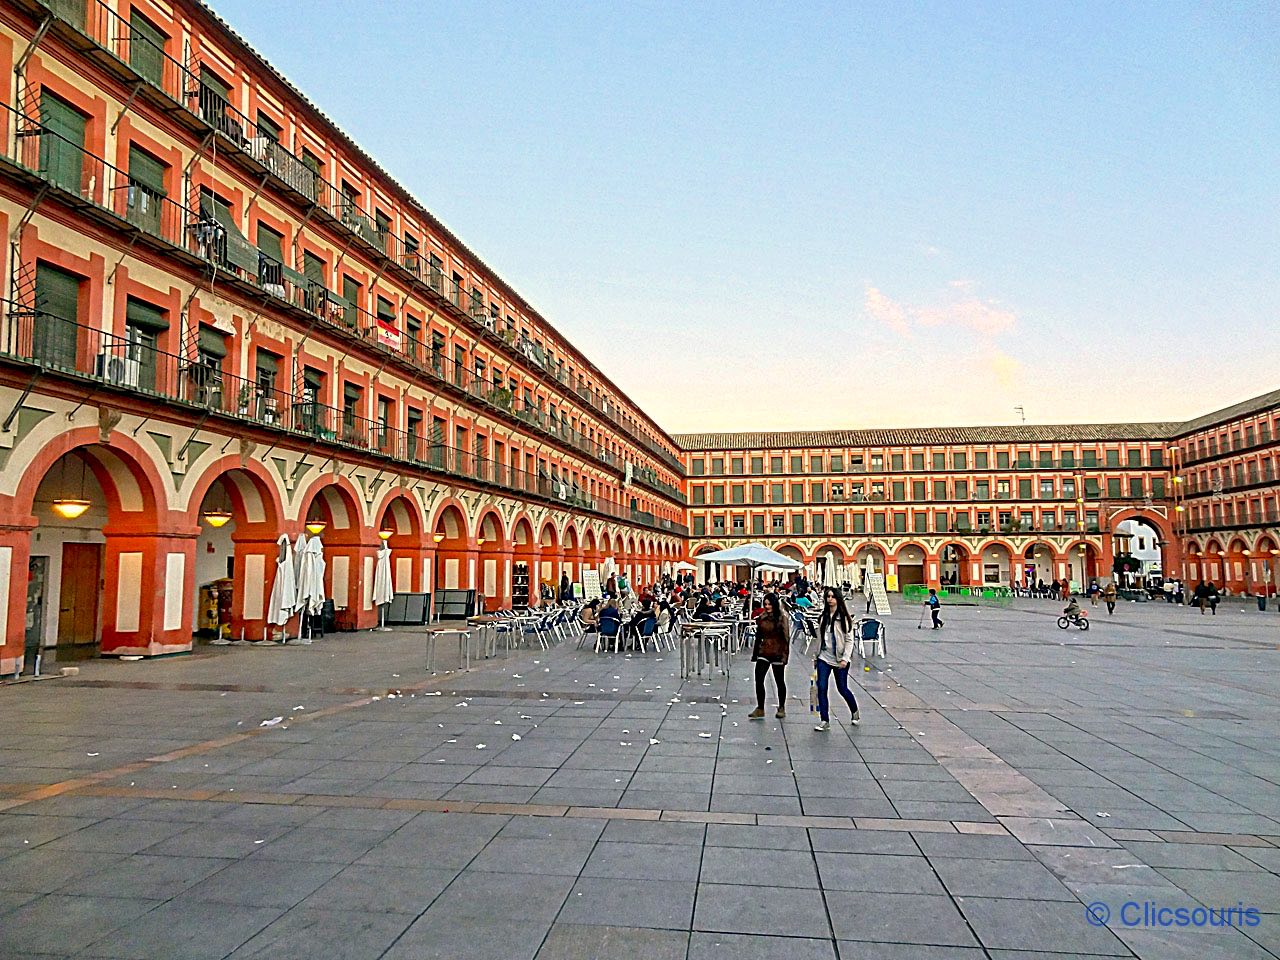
top-left (813, 588), bottom-right (861, 731)
top-left (748, 593), bottom-right (790, 720)
top-left (1102, 580), bottom-right (1118, 615)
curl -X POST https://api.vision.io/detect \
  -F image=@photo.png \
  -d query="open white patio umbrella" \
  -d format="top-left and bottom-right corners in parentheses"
top-left (695, 544), bottom-right (803, 609)
top-left (266, 533), bottom-right (297, 642)
top-left (672, 560), bottom-right (696, 572)
top-left (372, 541), bottom-right (394, 630)
top-left (294, 535), bottom-right (327, 643)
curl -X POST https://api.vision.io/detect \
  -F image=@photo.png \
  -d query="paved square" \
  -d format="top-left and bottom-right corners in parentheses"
top-left (1, 598), bottom-right (1277, 958)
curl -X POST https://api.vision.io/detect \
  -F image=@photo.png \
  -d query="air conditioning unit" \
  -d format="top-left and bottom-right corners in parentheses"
top-left (96, 352), bottom-right (141, 387)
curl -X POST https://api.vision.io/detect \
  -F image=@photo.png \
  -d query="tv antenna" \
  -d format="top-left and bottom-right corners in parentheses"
top-left (1014, 406), bottom-right (1025, 424)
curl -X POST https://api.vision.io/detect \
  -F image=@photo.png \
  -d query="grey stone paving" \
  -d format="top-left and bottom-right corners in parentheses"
top-left (0, 598), bottom-right (1278, 958)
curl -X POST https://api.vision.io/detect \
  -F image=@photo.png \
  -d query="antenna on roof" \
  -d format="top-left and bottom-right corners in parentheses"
top-left (1014, 405), bottom-right (1025, 424)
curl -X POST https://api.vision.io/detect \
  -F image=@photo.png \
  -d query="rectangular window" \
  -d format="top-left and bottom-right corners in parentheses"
top-left (872, 454), bottom-right (883, 470)
top-left (129, 10), bottom-right (167, 86)
top-left (712, 457), bottom-right (725, 474)
top-left (791, 515), bottom-right (805, 535)
top-left (872, 513), bottom-right (886, 534)
top-left (711, 485), bottom-right (725, 505)
top-left (34, 261), bottom-right (81, 366)
top-left (751, 484), bottom-right (764, 504)
top-left (891, 481), bottom-right (905, 501)
top-left (1038, 450), bottom-right (1053, 467)
top-left (790, 482), bottom-right (804, 503)
top-left (1151, 478), bottom-right (1165, 498)
top-left (772, 516), bottom-right (785, 533)
top-left (731, 457), bottom-right (744, 474)
top-left (771, 456), bottom-right (783, 473)
top-left (891, 454), bottom-right (904, 471)
top-left (1150, 449), bottom-right (1164, 467)
top-left (791, 455), bottom-right (804, 473)
top-left (852, 514), bottom-right (866, 534)
top-left (996, 451), bottom-right (1010, 469)
top-left (1083, 449), bottom-right (1098, 467)
top-left (1062, 478), bottom-right (1076, 498)
top-left (693, 517), bottom-right (706, 536)
top-left (911, 453), bottom-right (925, 470)
top-left (912, 480), bottom-right (926, 500)
top-left (751, 456), bottom-right (763, 474)
top-left (832, 514), bottom-right (845, 534)
top-left (810, 481), bottom-right (823, 501)
top-left (1039, 479), bottom-right (1055, 498)
top-left (893, 513), bottom-right (906, 533)
top-left (1107, 478), bottom-right (1122, 498)
top-left (1129, 477), bottom-right (1145, 498)
top-left (1106, 449), bottom-right (1121, 466)
top-left (810, 455), bottom-right (824, 472)
top-left (932, 452), bottom-right (945, 471)
top-left (691, 458), bottom-right (705, 475)
top-left (933, 480), bottom-right (947, 500)
top-left (1060, 451), bottom-right (1074, 467)
top-left (975, 480), bottom-right (989, 499)
top-left (752, 516), bottom-right (765, 535)
top-left (1128, 449), bottom-right (1142, 467)
top-left (712, 516), bottom-right (725, 534)
top-left (953, 452), bottom-right (967, 470)
top-left (39, 91), bottom-right (88, 193)
top-left (954, 480), bottom-right (968, 499)
top-left (1019, 479), bottom-right (1032, 499)
top-left (126, 143), bottom-right (167, 235)
top-left (732, 515), bottom-right (745, 534)
top-left (974, 451), bottom-right (988, 469)
top-left (124, 297), bottom-right (166, 391)
top-left (913, 512), bottom-right (928, 533)
top-left (692, 487), bottom-right (706, 505)
top-left (771, 483), bottom-right (784, 503)
top-left (830, 455), bottom-right (844, 472)
top-left (812, 515), bottom-right (826, 535)
top-left (731, 485), bottom-right (744, 504)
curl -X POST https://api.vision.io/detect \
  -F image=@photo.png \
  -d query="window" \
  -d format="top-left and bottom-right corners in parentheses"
top-left (711, 457), bottom-right (725, 474)
top-left (751, 456), bottom-right (763, 473)
top-left (752, 516), bottom-right (765, 535)
top-left (255, 223), bottom-right (285, 292)
top-left (790, 483), bottom-right (804, 503)
top-left (34, 261), bottom-right (81, 367)
top-left (791, 515), bottom-right (805, 535)
top-left (831, 455), bottom-right (844, 472)
top-left (1062, 478), bottom-right (1076, 498)
top-left (1083, 449), bottom-right (1098, 467)
top-left (1038, 450), bottom-right (1053, 467)
top-left (732, 516), bottom-right (745, 534)
top-left (691, 458), bottom-right (705, 476)
top-left (1151, 478), bottom-right (1165, 498)
top-left (891, 454), bottom-right (904, 471)
top-left (124, 298), bottom-right (166, 391)
top-left (831, 482), bottom-right (844, 499)
top-left (911, 453), bottom-right (925, 470)
top-left (403, 234), bottom-right (420, 273)
top-left (253, 350), bottom-right (280, 422)
top-left (791, 455), bottom-right (804, 473)
top-left (40, 90), bottom-right (89, 194)
top-left (892, 481), bottom-right (905, 501)
top-left (772, 516), bottom-right (785, 533)
top-left (731, 485), bottom-right (745, 504)
top-left (1105, 449), bottom-right (1121, 467)
top-left (893, 514), bottom-right (906, 533)
top-left (810, 481), bottom-right (824, 501)
top-left (731, 457), bottom-right (744, 474)
top-left (692, 487), bottom-right (706, 505)
top-left (976, 510), bottom-right (991, 529)
top-left (771, 456), bottom-right (783, 473)
top-left (832, 514), bottom-right (845, 534)
top-left (933, 480), bottom-right (947, 500)
top-left (871, 454), bottom-right (883, 470)
top-left (810, 455), bottom-right (824, 472)
top-left (997, 479), bottom-right (1010, 498)
top-left (996, 451), bottom-right (1010, 469)
top-left (853, 514), bottom-right (866, 534)
top-left (872, 513), bottom-right (886, 533)
top-left (933, 452), bottom-right (945, 471)
top-left (376, 296), bottom-right (396, 329)
top-left (974, 451), bottom-right (988, 469)
top-left (771, 483), bottom-right (784, 503)
top-left (751, 484), bottom-right (764, 504)
top-left (693, 517), bottom-right (706, 536)
top-left (975, 480), bottom-right (989, 500)
top-left (712, 515), bottom-right (726, 534)
top-left (953, 452), bottom-right (967, 470)
top-left (1128, 449), bottom-right (1142, 467)
top-left (1060, 451), bottom-right (1074, 467)
top-left (129, 10), bottom-right (167, 85)
top-left (711, 485), bottom-right (725, 505)
top-left (954, 480), bottom-right (968, 499)
top-left (913, 480), bottom-right (926, 500)
top-left (1107, 478), bottom-right (1122, 497)
top-left (1129, 477), bottom-right (1145, 498)
top-left (126, 144), bottom-right (167, 234)
top-left (1039, 479), bottom-right (1055, 498)
top-left (812, 515), bottom-right (826, 535)
top-left (1019, 479), bottom-right (1032, 498)
top-left (198, 66), bottom-right (233, 136)
top-left (1150, 449), bottom-right (1164, 467)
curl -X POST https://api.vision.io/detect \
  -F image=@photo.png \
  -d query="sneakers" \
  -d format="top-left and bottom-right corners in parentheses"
top-left (814, 720), bottom-right (830, 731)
top-left (747, 708), bottom-right (765, 720)
top-left (851, 710), bottom-right (861, 726)
top-left (775, 707), bottom-right (786, 719)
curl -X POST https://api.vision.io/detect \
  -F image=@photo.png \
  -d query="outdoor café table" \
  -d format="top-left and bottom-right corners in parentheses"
top-left (467, 616), bottom-right (500, 659)
top-left (679, 621), bottom-right (730, 678)
top-left (425, 626), bottom-right (472, 673)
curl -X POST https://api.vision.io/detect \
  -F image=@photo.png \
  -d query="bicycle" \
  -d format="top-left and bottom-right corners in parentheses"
top-left (1056, 612), bottom-right (1090, 631)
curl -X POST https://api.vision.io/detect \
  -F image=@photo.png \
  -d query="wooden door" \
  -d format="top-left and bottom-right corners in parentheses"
top-left (58, 543), bottom-right (101, 647)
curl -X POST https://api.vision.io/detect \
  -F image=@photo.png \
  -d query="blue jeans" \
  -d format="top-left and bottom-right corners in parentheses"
top-left (815, 659), bottom-right (858, 722)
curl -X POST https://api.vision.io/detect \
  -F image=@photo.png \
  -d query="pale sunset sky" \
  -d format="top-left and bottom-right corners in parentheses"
top-left (216, 0), bottom-right (1279, 433)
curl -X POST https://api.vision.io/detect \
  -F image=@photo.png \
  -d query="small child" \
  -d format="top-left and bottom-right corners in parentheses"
top-left (1063, 596), bottom-right (1081, 618)
top-left (926, 588), bottom-right (944, 629)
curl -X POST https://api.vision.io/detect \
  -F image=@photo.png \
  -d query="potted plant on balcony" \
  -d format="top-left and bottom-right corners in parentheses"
top-left (236, 384), bottom-right (253, 417)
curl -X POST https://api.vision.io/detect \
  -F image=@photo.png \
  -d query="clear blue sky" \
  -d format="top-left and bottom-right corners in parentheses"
top-left (216, 0), bottom-right (1280, 432)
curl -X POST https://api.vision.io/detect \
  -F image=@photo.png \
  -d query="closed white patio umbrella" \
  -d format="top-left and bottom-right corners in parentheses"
top-left (266, 533), bottom-right (297, 642)
top-left (373, 541), bottom-right (394, 630)
top-left (294, 536), bottom-right (327, 643)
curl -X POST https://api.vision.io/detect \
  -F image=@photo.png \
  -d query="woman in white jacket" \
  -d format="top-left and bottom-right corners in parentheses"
top-left (813, 588), bottom-right (861, 731)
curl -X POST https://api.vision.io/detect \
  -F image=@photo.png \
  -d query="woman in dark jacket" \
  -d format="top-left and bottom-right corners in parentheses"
top-left (748, 593), bottom-right (790, 720)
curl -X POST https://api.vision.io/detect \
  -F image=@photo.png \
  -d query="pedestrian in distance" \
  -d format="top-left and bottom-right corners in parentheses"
top-left (1087, 579), bottom-right (1100, 606)
top-left (748, 592), bottom-right (790, 720)
top-left (813, 587), bottom-right (860, 731)
top-left (926, 587), bottom-right (944, 629)
top-left (1102, 580), bottom-right (1118, 615)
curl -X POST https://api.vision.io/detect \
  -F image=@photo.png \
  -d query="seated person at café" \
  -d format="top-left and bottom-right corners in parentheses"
top-left (694, 593), bottom-right (718, 621)
top-left (579, 599), bottom-right (601, 632)
top-left (627, 594), bottom-right (657, 634)
top-left (598, 599), bottom-right (623, 635)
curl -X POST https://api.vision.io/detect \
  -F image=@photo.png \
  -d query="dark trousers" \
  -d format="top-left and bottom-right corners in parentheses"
top-left (1105, 601), bottom-right (1116, 615)
top-left (754, 659), bottom-right (786, 710)
top-left (815, 659), bottom-right (858, 721)
top-left (930, 607), bottom-right (942, 628)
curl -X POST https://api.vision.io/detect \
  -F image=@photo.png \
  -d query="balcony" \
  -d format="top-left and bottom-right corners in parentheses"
top-left (29, 0), bottom-right (681, 488)
top-left (0, 306), bottom-right (683, 538)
